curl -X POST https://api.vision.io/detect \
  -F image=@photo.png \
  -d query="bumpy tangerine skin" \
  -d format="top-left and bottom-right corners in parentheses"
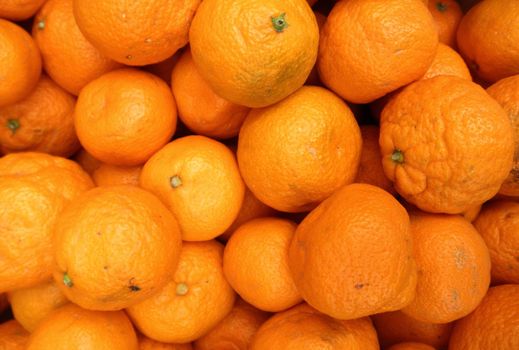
top-left (171, 49), bottom-right (250, 139)
top-left (0, 75), bottom-right (79, 157)
top-left (372, 310), bottom-right (453, 349)
top-left (355, 125), bottom-right (395, 194)
top-left (8, 280), bottom-right (69, 332)
top-left (74, 69), bottom-right (177, 166)
top-left (402, 213), bottom-right (491, 324)
top-left (32, 0), bottom-right (122, 95)
top-left (366, 43), bottom-right (471, 122)
top-left (194, 299), bottom-right (270, 350)
top-left (189, 0), bottom-right (319, 108)
top-left (427, 0), bottom-right (463, 48)
top-left (0, 0), bottom-right (46, 20)
top-left (0, 152), bottom-right (94, 201)
top-left (237, 86), bottom-right (362, 213)
top-left (0, 153), bottom-right (93, 293)
top-left (0, 320), bottom-right (29, 349)
top-left (26, 304), bottom-right (139, 350)
top-left (486, 75), bottom-right (519, 196)
top-left (288, 183), bottom-right (417, 320)
top-left (448, 284), bottom-right (519, 350)
top-left (219, 188), bottom-right (276, 241)
top-left (0, 177), bottom-right (64, 293)
top-left (140, 135), bottom-right (245, 241)
top-left (473, 200), bottom-right (519, 284)
top-left (457, 0), bottom-right (519, 83)
top-left (127, 241), bottom-right (236, 344)
top-left (52, 186), bottom-right (182, 311)
top-left (73, 0), bottom-right (201, 65)
top-left (380, 76), bottom-right (514, 214)
top-left (318, 0), bottom-right (438, 104)
top-left (0, 19), bottom-right (42, 107)
top-left (249, 303), bottom-right (379, 350)
top-left (92, 163), bottom-right (141, 187)
top-left (421, 43), bottom-right (471, 81)
top-left (223, 218), bottom-right (302, 312)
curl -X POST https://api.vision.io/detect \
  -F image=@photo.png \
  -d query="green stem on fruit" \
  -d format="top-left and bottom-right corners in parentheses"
top-left (436, 2), bottom-right (447, 12)
top-left (6, 119), bottom-right (20, 134)
top-left (170, 175), bottom-right (182, 188)
top-left (176, 282), bottom-right (189, 296)
top-left (271, 13), bottom-right (288, 33)
top-left (391, 149), bottom-right (404, 164)
top-left (63, 273), bottom-right (73, 287)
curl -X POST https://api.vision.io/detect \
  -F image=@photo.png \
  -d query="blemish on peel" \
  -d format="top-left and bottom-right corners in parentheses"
top-left (455, 249), bottom-right (466, 269)
top-left (129, 285), bottom-right (141, 292)
top-left (128, 277), bottom-right (140, 292)
top-left (63, 273), bottom-right (73, 287)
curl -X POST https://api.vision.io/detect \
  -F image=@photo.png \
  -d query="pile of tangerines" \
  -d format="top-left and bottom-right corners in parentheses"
top-left (0, 0), bottom-right (518, 349)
